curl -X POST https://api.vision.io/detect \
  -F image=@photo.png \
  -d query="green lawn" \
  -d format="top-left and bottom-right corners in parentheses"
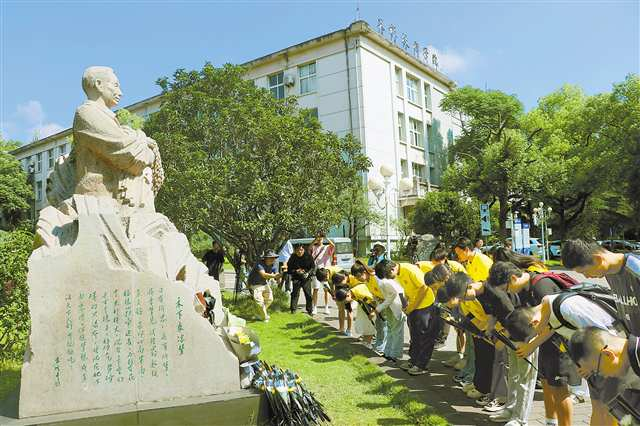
top-left (545, 259), bottom-right (563, 268)
top-left (226, 291), bottom-right (448, 425)
top-left (0, 360), bottom-right (21, 401)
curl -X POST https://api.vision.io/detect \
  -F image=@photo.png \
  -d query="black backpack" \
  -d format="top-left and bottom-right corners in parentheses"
top-left (550, 283), bottom-right (629, 336)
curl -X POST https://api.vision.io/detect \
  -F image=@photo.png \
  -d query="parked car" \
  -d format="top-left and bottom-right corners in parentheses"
top-left (599, 239), bottom-right (640, 253)
top-left (549, 240), bottom-right (563, 259)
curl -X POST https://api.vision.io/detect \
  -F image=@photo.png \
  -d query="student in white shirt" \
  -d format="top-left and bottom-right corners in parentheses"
top-left (374, 260), bottom-right (406, 364)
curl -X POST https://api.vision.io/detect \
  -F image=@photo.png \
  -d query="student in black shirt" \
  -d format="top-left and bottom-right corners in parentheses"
top-left (562, 239), bottom-right (640, 336)
top-left (488, 261), bottom-right (580, 426)
top-left (287, 244), bottom-right (315, 315)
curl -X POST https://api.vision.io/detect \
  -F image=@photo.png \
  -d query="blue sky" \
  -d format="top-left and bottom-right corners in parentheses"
top-left (1, 0), bottom-right (638, 143)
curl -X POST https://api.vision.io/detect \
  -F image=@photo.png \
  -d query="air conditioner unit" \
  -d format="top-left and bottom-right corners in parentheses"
top-left (284, 74), bottom-right (295, 87)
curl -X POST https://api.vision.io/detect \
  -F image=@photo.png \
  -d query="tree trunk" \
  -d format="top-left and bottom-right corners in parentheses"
top-left (499, 195), bottom-right (509, 238)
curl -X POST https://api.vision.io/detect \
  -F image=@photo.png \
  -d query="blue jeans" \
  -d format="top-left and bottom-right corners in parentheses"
top-left (459, 331), bottom-right (475, 381)
top-left (374, 315), bottom-right (387, 352)
top-left (383, 308), bottom-right (405, 359)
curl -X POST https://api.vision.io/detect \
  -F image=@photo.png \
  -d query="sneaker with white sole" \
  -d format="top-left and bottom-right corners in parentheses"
top-left (475, 395), bottom-right (493, 406)
top-left (466, 389), bottom-right (484, 399)
top-left (399, 360), bottom-right (413, 371)
top-left (454, 359), bottom-right (466, 370)
top-left (407, 365), bottom-right (428, 376)
top-left (489, 410), bottom-right (513, 423)
top-left (323, 306), bottom-right (330, 315)
top-left (462, 382), bottom-right (476, 392)
top-left (311, 307), bottom-right (317, 315)
top-left (483, 399), bottom-right (506, 413)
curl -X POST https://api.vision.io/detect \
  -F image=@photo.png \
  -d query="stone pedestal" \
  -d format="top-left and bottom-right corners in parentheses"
top-left (19, 214), bottom-right (240, 418)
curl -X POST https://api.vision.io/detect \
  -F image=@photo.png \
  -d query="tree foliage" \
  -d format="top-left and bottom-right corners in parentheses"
top-left (412, 191), bottom-right (480, 244)
top-left (441, 87), bottom-right (543, 236)
top-left (0, 228), bottom-right (33, 361)
top-left (116, 108), bottom-right (145, 130)
top-left (144, 63), bottom-right (371, 265)
top-left (0, 138), bottom-right (32, 230)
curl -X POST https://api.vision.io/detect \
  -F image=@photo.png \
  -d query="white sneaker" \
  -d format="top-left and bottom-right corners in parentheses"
top-left (407, 365), bottom-right (428, 376)
top-left (489, 410), bottom-right (513, 423)
top-left (466, 389), bottom-right (484, 399)
top-left (462, 382), bottom-right (475, 392)
top-left (454, 359), bottom-right (466, 370)
top-left (311, 307), bottom-right (317, 315)
top-left (324, 306), bottom-right (330, 315)
top-left (483, 399), bottom-right (506, 412)
top-left (475, 395), bottom-right (492, 406)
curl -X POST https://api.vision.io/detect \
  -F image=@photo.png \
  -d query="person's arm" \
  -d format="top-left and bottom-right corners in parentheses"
top-left (258, 266), bottom-right (280, 281)
top-left (515, 326), bottom-right (555, 358)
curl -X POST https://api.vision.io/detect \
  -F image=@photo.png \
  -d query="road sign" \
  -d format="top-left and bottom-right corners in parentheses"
top-left (480, 203), bottom-right (491, 236)
top-left (513, 218), bottom-right (523, 251)
top-left (522, 223), bottom-right (530, 254)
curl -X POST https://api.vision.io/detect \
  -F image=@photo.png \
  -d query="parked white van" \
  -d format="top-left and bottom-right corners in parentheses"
top-left (278, 237), bottom-right (354, 270)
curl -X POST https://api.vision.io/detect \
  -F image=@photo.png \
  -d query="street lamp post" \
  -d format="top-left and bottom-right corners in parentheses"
top-left (368, 165), bottom-right (413, 259)
top-left (533, 202), bottom-right (553, 262)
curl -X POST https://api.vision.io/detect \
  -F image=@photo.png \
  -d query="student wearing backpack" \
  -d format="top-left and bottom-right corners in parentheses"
top-left (488, 261), bottom-right (580, 426)
top-left (504, 292), bottom-right (625, 426)
top-left (562, 239), bottom-right (640, 336)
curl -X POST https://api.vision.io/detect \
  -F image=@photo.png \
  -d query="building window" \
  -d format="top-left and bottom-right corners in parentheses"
top-left (406, 76), bottom-right (419, 104)
top-left (59, 144), bottom-right (67, 156)
top-left (299, 62), bottom-right (317, 94)
top-left (36, 153), bottom-right (42, 173)
top-left (22, 158), bottom-right (29, 172)
top-left (395, 67), bottom-right (403, 96)
top-left (268, 72), bottom-right (285, 99)
top-left (397, 113), bottom-right (406, 142)
top-left (409, 118), bottom-right (423, 147)
top-left (412, 163), bottom-right (426, 181)
top-left (400, 160), bottom-right (408, 178)
top-left (36, 180), bottom-right (43, 202)
top-left (426, 124), bottom-right (434, 152)
top-left (424, 83), bottom-right (432, 110)
top-left (48, 149), bottom-right (54, 169)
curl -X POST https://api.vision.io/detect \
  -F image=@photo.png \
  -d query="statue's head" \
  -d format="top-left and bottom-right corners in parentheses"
top-left (82, 66), bottom-right (122, 108)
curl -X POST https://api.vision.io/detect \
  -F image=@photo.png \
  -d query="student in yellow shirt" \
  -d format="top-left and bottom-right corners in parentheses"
top-left (351, 261), bottom-right (386, 355)
top-left (416, 244), bottom-right (466, 275)
top-left (393, 261), bottom-right (438, 376)
top-left (454, 237), bottom-right (493, 282)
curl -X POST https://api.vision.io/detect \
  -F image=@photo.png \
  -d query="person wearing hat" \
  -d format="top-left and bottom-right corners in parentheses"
top-left (247, 249), bottom-right (281, 322)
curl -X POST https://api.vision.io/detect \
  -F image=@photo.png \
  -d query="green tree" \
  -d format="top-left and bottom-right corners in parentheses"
top-left (144, 64), bottom-right (371, 265)
top-left (412, 191), bottom-right (480, 244)
top-left (523, 85), bottom-right (607, 238)
top-left (116, 108), bottom-right (145, 130)
top-left (0, 228), bottom-right (33, 361)
top-left (441, 87), bottom-right (543, 236)
top-left (0, 138), bottom-right (32, 230)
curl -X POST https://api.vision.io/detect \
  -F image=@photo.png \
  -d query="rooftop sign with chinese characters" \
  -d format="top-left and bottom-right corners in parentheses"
top-left (377, 18), bottom-right (439, 70)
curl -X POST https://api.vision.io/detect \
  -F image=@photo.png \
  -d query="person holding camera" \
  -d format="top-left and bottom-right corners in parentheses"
top-left (247, 250), bottom-right (281, 322)
top-left (287, 243), bottom-right (315, 315)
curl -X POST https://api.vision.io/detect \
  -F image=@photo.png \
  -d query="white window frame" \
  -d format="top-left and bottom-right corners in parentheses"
top-left (397, 113), bottom-right (406, 142)
top-left (412, 163), bottom-right (426, 181)
top-left (36, 153), bottom-right (42, 173)
top-left (409, 118), bottom-right (423, 147)
top-left (395, 67), bottom-right (403, 97)
top-left (268, 72), bottom-right (285, 99)
top-left (299, 62), bottom-right (317, 95)
top-left (48, 149), bottom-right (54, 169)
top-left (406, 76), bottom-right (419, 104)
top-left (59, 144), bottom-right (67, 156)
top-left (424, 83), bottom-right (432, 110)
top-left (400, 159), bottom-right (409, 178)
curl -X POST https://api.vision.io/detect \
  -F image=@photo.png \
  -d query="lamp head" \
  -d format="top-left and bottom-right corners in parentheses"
top-left (380, 164), bottom-right (394, 178)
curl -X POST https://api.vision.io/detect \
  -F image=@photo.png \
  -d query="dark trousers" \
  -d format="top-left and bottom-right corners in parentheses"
top-left (472, 337), bottom-right (495, 395)
top-left (407, 305), bottom-right (440, 369)
top-left (290, 279), bottom-right (312, 314)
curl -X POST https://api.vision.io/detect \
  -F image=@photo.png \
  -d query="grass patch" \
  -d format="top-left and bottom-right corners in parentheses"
top-left (545, 259), bottom-right (563, 267)
top-left (0, 360), bottom-right (21, 401)
top-left (224, 291), bottom-right (448, 425)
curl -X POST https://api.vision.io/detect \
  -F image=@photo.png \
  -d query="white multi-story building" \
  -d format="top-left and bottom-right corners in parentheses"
top-left (11, 20), bottom-right (461, 251)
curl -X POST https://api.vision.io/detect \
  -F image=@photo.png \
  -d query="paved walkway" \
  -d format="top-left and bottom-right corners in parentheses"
top-left (221, 270), bottom-right (598, 426)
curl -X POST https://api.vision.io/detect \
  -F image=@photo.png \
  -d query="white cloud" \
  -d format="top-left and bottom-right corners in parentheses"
top-left (16, 100), bottom-right (45, 125)
top-left (4, 100), bottom-right (64, 142)
top-left (31, 123), bottom-right (65, 139)
top-left (428, 46), bottom-right (481, 74)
